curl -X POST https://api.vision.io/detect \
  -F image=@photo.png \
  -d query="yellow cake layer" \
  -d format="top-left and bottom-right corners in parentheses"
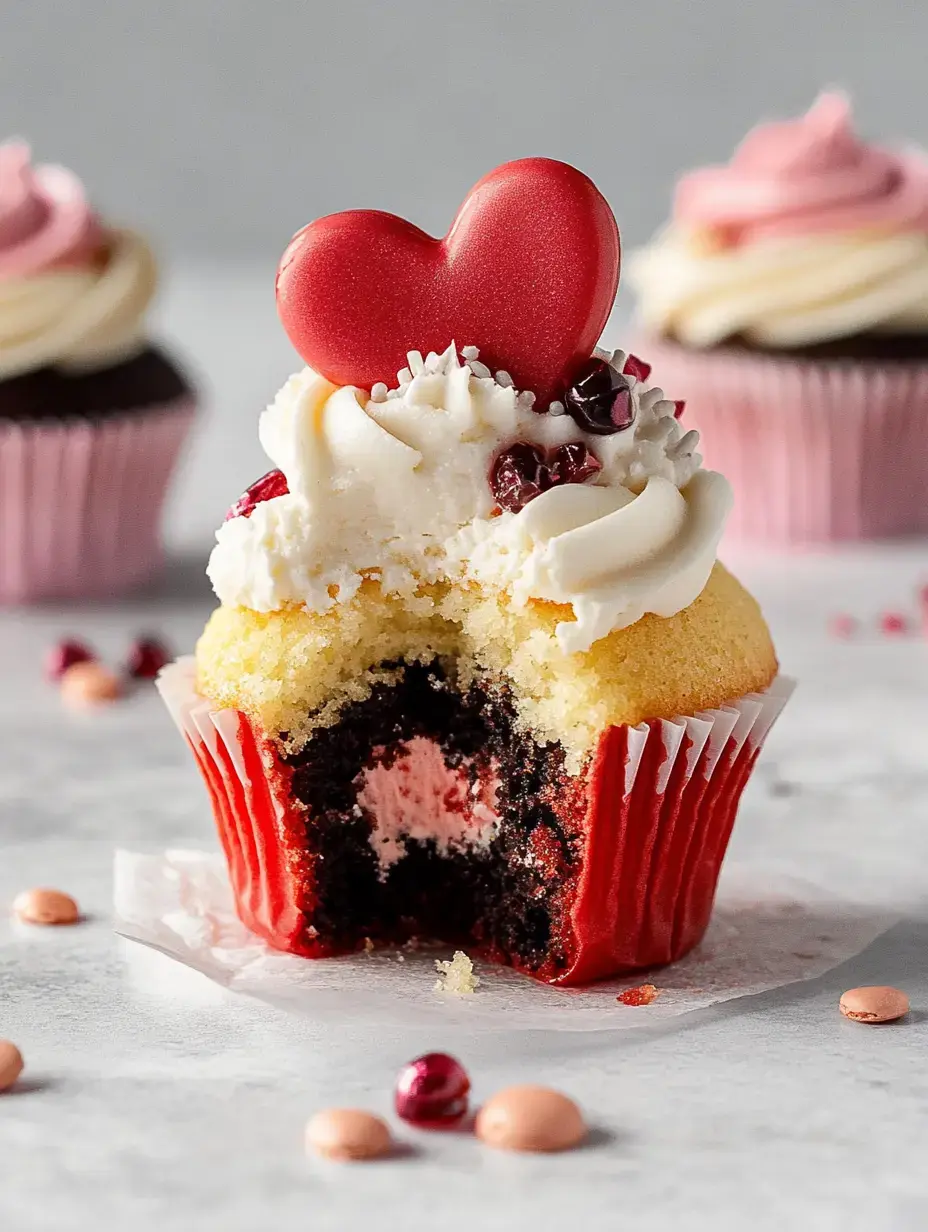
top-left (196, 563), bottom-right (777, 765)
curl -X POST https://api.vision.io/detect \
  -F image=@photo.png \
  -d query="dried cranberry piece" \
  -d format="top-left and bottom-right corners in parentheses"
top-left (490, 440), bottom-right (602, 513)
top-left (548, 441), bottom-right (602, 486)
top-left (622, 353), bottom-right (652, 383)
top-left (490, 442), bottom-right (547, 512)
top-left (224, 469), bottom-right (289, 521)
top-left (126, 637), bottom-right (172, 680)
top-left (45, 640), bottom-right (95, 682)
top-left (563, 359), bottom-right (634, 435)
top-left (394, 1052), bottom-right (470, 1126)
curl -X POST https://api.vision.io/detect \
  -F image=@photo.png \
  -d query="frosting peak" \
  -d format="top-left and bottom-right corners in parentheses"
top-left (0, 142), bottom-right (102, 278)
top-left (0, 141), bottom-right (158, 379)
top-left (208, 347), bottom-right (731, 654)
top-left (674, 92), bottom-right (928, 244)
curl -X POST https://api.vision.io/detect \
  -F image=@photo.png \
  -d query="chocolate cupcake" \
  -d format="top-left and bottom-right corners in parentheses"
top-left (159, 158), bottom-right (791, 985)
top-left (630, 93), bottom-right (928, 544)
top-left (0, 142), bottom-right (195, 601)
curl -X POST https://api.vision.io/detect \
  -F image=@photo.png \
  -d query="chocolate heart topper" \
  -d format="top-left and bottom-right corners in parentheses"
top-left (276, 158), bottom-right (620, 409)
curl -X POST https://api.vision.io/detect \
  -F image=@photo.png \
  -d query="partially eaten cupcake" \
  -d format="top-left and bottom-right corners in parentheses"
top-left (159, 158), bottom-right (790, 985)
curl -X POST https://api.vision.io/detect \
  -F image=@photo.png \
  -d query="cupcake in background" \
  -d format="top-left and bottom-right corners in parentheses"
top-left (0, 142), bottom-right (195, 602)
top-left (629, 92), bottom-right (928, 545)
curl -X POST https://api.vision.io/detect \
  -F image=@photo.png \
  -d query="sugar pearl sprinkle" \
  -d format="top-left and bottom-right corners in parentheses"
top-left (0, 1041), bottom-right (24, 1093)
top-left (13, 888), bottom-right (80, 926)
top-left (476, 1085), bottom-right (587, 1153)
top-left (305, 1109), bottom-right (392, 1161)
top-left (839, 986), bottom-right (910, 1024)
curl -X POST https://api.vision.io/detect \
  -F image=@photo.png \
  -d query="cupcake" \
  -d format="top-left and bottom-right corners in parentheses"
top-left (629, 93), bottom-right (928, 544)
top-left (158, 157), bottom-right (790, 986)
top-left (0, 142), bottom-right (195, 601)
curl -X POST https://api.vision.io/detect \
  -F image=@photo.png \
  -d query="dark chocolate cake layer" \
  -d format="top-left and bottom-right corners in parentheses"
top-left (0, 346), bottom-right (193, 422)
top-left (282, 660), bottom-right (585, 976)
top-left (685, 332), bottom-right (928, 364)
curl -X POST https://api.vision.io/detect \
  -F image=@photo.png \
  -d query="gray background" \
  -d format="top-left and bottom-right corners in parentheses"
top-left (2, 0), bottom-right (927, 270)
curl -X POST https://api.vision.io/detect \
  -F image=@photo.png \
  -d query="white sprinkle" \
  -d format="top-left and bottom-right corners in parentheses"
top-left (408, 350), bottom-right (425, 375)
top-left (467, 359), bottom-right (492, 380)
top-left (517, 391), bottom-right (536, 411)
top-left (396, 367), bottom-right (413, 386)
top-left (370, 382), bottom-right (388, 402)
top-left (610, 348), bottom-right (628, 370)
top-left (593, 345), bottom-right (613, 361)
top-left (495, 370), bottom-right (514, 388)
top-left (639, 387), bottom-right (665, 412)
top-left (424, 351), bottom-right (442, 373)
top-left (652, 399), bottom-right (677, 419)
top-left (548, 400), bottom-right (566, 416)
top-left (671, 428), bottom-right (700, 456)
top-left (461, 345), bottom-right (480, 360)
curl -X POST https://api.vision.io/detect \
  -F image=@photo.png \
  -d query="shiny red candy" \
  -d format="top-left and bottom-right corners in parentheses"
top-left (622, 353), bottom-right (652, 383)
top-left (673, 400), bottom-right (686, 419)
top-left (549, 441), bottom-right (602, 487)
top-left (45, 639), bottom-right (94, 682)
top-left (224, 469), bottom-right (289, 522)
top-left (127, 637), bottom-right (171, 680)
top-left (490, 441), bottom-right (601, 513)
top-left (276, 158), bottom-right (620, 408)
top-left (564, 359), bottom-right (634, 435)
top-left (394, 1052), bottom-right (470, 1126)
top-left (490, 442), bottom-right (547, 512)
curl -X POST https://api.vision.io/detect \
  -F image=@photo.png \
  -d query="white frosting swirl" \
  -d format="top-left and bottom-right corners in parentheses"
top-left (0, 228), bottom-right (158, 379)
top-left (629, 227), bottom-right (928, 349)
top-left (207, 346), bottom-right (731, 654)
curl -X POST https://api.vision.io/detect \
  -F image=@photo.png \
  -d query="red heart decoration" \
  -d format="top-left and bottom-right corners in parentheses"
top-left (276, 158), bottom-right (620, 408)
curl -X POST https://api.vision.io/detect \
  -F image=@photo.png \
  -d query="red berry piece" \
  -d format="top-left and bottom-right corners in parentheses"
top-left (224, 469), bottom-right (289, 522)
top-left (673, 400), bottom-right (686, 419)
top-left (827, 614), bottom-right (856, 639)
top-left (490, 442), bottom-right (547, 512)
top-left (879, 611), bottom-right (908, 636)
top-left (563, 359), bottom-right (634, 435)
top-left (548, 441), bottom-right (602, 486)
top-left (622, 353), bottom-right (652, 383)
top-left (394, 1052), bottom-right (470, 1126)
top-left (45, 640), bottom-right (94, 682)
top-left (490, 441), bottom-right (602, 513)
top-left (127, 637), bottom-right (171, 680)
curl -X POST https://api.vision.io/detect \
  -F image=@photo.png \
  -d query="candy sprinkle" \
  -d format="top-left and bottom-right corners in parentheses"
top-left (617, 983), bottom-right (660, 1006)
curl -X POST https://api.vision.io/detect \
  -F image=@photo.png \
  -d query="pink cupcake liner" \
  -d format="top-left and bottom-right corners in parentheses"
top-left (158, 657), bottom-right (793, 985)
top-left (641, 336), bottom-right (928, 545)
top-left (0, 398), bottom-right (195, 602)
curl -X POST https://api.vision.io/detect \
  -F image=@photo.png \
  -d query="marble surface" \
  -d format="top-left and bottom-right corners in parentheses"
top-left (2, 269), bottom-right (928, 1231)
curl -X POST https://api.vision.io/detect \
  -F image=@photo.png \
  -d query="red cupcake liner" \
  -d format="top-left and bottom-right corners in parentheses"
top-left (158, 658), bottom-right (792, 986)
top-left (641, 335), bottom-right (928, 545)
top-left (0, 398), bottom-right (195, 603)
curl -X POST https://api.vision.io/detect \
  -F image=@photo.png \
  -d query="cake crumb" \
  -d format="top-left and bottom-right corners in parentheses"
top-left (362, 936), bottom-right (374, 955)
top-left (434, 951), bottom-right (480, 995)
top-left (617, 983), bottom-right (660, 1006)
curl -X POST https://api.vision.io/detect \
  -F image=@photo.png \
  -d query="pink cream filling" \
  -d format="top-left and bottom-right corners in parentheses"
top-left (355, 736), bottom-right (500, 873)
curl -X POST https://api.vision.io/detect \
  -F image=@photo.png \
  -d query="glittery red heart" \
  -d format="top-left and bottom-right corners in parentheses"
top-left (275, 158), bottom-right (620, 408)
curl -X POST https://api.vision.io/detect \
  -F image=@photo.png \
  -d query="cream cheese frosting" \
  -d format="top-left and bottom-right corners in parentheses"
top-left (0, 142), bottom-right (158, 379)
top-left (629, 93), bottom-right (928, 348)
top-left (207, 345), bottom-right (731, 654)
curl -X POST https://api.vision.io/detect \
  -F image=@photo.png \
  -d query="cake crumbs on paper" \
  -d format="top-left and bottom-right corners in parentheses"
top-left (617, 983), bottom-right (661, 1007)
top-left (434, 951), bottom-right (480, 996)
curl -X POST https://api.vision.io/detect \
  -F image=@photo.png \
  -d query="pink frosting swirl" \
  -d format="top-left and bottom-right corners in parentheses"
top-left (674, 93), bottom-right (928, 244)
top-left (0, 141), bottom-right (103, 278)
